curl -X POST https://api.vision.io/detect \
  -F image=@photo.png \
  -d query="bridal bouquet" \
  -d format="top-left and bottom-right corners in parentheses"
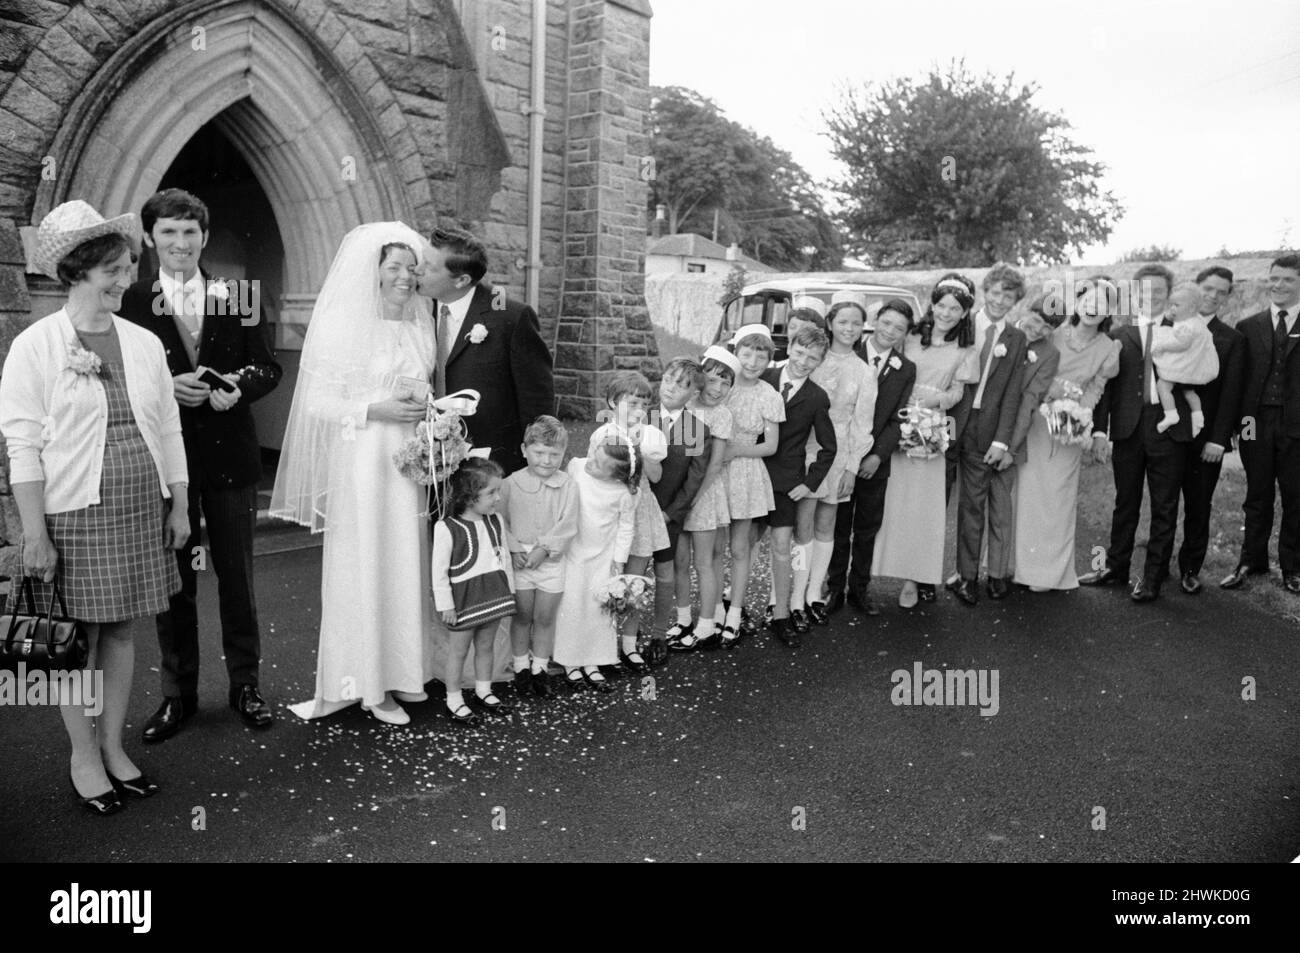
top-left (897, 401), bottom-right (950, 460)
top-left (1039, 397), bottom-right (1093, 447)
top-left (593, 574), bottom-right (653, 631)
top-left (393, 396), bottom-right (472, 517)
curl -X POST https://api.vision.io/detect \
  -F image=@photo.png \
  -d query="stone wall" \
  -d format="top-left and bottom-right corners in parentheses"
top-left (553, 0), bottom-right (657, 419)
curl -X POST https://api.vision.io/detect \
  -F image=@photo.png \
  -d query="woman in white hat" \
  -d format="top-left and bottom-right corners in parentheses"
top-left (0, 200), bottom-right (191, 815)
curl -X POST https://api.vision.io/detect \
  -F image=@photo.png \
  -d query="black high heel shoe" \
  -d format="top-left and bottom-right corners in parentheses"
top-left (107, 771), bottom-right (161, 800)
top-left (69, 772), bottom-right (124, 817)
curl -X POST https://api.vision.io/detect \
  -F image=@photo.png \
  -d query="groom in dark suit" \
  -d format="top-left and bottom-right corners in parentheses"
top-left (119, 188), bottom-right (281, 739)
top-left (418, 227), bottom-right (554, 476)
top-left (1221, 253), bottom-right (1300, 594)
top-left (1175, 266), bottom-right (1244, 594)
top-left (1082, 279), bottom-right (1194, 601)
top-left (826, 301), bottom-right (917, 616)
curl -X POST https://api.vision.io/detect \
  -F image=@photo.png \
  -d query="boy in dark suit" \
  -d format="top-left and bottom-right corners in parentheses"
top-left (640, 358), bottom-right (712, 664)
top-left (1221, 253), bottom-right (1300, 594)
top-left (760, 325), bottom-right (837, 646)
top-left (827, 301), bottom-right (917, 616)
top-left (1176, 266), bottom-right (1244, 594)
top-left (118, 188), bottom-right (281, 739)
top-left (418, 226), bottom-right (555, 476)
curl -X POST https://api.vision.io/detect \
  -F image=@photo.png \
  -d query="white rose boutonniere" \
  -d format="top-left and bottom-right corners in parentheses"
top-left (888, 354), bottom-right (902, 371)
top-left (993, 343), bottom-right (1008, 359)
top-left (206, 278), bottom-right (230, 301)
top-left (1027, 350), bottom-right (1038, 363)
top-left (468, 323), bottom-right (488, 344)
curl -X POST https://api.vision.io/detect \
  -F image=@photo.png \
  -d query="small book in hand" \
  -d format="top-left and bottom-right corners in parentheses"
top-left (393, 376), bottom-right (431, 402)
top-left (195, 365), bottom-right (238, 392)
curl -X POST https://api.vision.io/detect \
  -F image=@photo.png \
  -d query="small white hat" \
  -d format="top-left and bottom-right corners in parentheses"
top-left (729, 323), bottom-right (773, 346)
top-left (790, 294), bottom-right (828, 317)
top-left (701, 344), bottom-right (741, 376)
top-left (31, 200), bottom-right (141, 281)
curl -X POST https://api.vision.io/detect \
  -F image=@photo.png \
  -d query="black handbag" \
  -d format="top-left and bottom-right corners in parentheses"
top-left (0, 577), bottom-right (90, 673)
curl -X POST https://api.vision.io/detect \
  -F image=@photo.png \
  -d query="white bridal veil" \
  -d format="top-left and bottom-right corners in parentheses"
top-left (269, 221), bottom-right (433, 532)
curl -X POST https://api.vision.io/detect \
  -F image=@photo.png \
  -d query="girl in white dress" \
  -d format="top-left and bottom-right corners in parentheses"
top-left (553, 439), bottom-right (639, 691)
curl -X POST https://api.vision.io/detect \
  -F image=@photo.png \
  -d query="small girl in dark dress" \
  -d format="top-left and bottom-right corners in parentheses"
top-left (432, 457), bottom-right (517, 723)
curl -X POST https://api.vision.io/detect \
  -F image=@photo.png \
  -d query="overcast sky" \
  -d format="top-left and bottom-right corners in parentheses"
top-left (647, 0), bottom-right (1300, 264)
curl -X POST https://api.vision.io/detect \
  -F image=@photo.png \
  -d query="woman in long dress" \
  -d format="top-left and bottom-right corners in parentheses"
top-left (272, 223), bottom-right (508, 725)
top-left (801, 302), bottom-right (877, 620)
top-left (1013, 282), bottom-right (1121, 591)
top-left (872, 276), bottom-right (980, 607)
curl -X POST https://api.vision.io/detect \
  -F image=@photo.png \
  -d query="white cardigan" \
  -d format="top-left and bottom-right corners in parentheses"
top-left (0, 307), bottom-right (187, 515)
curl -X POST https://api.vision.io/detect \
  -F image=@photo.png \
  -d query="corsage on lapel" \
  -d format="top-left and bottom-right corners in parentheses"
top-left (888, 354), bottom-right (902, 371)
top-left (67, 343), bottom-right (103, 379)
top-left (1027, 349), bottom-right (1038, 364)
top-left (468, 323), bottom-right (488, 344)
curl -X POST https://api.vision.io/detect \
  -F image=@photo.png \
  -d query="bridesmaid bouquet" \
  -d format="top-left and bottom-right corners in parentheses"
top-left (393, 396), bottom-right (472, 516)
top-left (897, 402), bottom-right (950, 460)
top-left (1039, 397), bottom-right (1094, 447)
top-left (593, 574), bottom-right (653, 632)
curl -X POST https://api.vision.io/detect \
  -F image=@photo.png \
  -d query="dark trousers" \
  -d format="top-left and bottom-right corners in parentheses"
top-left (1238, 406), bottom-right (1300, 573)
top-left (956, 412), bottom-right (1015, 580)
top-left (1106, 404), bottom-right (1188, 585)
top-left (1177, 444), bottom-right (1223, 576)
top-left (157, 481), bottom-right (261, 698)
top-left (827, 472), bottom-right (890, 596)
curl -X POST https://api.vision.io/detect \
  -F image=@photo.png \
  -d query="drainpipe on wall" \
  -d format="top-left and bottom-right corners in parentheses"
top-left (525, 0), bottom-right (547, 310)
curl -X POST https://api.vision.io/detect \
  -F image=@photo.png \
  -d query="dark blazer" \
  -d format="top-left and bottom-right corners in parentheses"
top-left (963, 324), bottom-right (1029, 452)
top-left (1236, 308), bottom-right (1300, 438)
top-left (119, 270), bottom-right (281, 490)
top-left (760, 367), bottom-right (836, 493)
top-left (649, 406), bottom-right (711, 526)
top-left (858, 347), bottom-right (916, 478)
top-left (438, 284), bottom-right (555, 473)
top-left (1010, 336), bottom-right (1062, 465)
top-left (1195, 316), bottom-right (1245, 449)
top-left (1094, 321), bottom-right (1192, 443)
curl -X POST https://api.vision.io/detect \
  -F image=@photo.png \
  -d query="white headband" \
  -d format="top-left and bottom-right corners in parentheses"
top-left (935, 278), bottom-right (971, 294)
top-left (729, 323), bottom-right (773, 346)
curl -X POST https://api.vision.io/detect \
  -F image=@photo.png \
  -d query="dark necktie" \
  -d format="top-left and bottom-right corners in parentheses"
top-left (781, 381), bottom-right (793, 402)
top-left (872, 354), bottom-right (882, 377)
top-left (1142, 321), bottom-right (1155, 404)
top-left (435, 303), bottom-right (450, 398)
top-left (1277, 311), bottom-right (1290, 354)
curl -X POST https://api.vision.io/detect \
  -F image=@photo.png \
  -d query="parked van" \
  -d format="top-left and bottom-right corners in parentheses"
top-left (717, 278), bottom-right (923, 353)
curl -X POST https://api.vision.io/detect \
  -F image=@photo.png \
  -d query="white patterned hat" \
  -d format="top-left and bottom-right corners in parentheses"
top-left (31, 200), bottom-right (141, 280)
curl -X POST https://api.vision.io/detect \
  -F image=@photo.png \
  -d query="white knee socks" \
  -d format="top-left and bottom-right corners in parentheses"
top-left (790, 542), bottom-right (810, 610)
top-left (806, 539), bottom-right (834, 605)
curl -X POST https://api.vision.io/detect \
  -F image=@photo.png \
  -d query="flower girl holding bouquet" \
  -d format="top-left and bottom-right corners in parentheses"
top-left (553, 437), bottom-right (640, 692)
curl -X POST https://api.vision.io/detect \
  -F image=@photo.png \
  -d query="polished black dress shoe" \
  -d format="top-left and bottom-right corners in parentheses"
top-left (846, 588), bottom-right (881, 616)
top-left (1219, 565), bottom-right (1263, 590)
top-left (472, 691), bottom-right (515, 714)
top-left (619, 647), bottom-right (650, 674)
top-left (70, 772), bottom-right (123, 817)
top-left (917, 583), bottom-right (936, 603)
top-left (1180, 572), bottom-right (1202, 595)
top-left (1285, 573), bottom-right (1300, 594)
top-left (1078, 567), bottom-right (1129, 587)
top-left (230, 684), bottom-right (273, 730)
top-left (805, 601), bottom-right (830, 626)
top-left (824, 591), bottom-right (846, 615)
top-left (986, 576), bottom-right (1010, 600)
top-left (108, 771), bottom-right (160, 800)
top-left (953, 579), bottom-right (979, 606)
top-left (513, 669), bottom-right (533, 695)
top-left (530, 669), bottom-right (553, 698)
top-left (789, 608), bottom-right (811, 635)
top-left (644, 637), bottom-right (670, 667)
top-left (770, 617), bottom-right (799, 647)
top-left (141, 695), bottom-right (197, 744)
top-left (1130, 580), bottom-right (1160, 602)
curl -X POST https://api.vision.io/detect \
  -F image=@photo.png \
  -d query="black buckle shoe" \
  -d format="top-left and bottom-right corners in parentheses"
top-left (230, 684), bottom-right (273, 729)
top-left (619, 647), bottom-right (650, 673)
top-left (142, 695), bottom-right (197, 744)
top-left (472, 691), bottom-right (515, 715)
top-left (917, 583), bottom-right (937, 603)
top-left (530, 669), bottom-right (554, 698)
top-left (953, 579), bottom-right (979, 606)
top-left (789, 609), bottom-right (811, 635)
top-left (805, 601), bottom-right (830, 626)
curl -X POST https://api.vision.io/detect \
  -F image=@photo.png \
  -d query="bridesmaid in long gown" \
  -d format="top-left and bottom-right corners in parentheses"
top-left (1013, 284), bottom-right (1121, 592)
top-left (872, 276), bottom-right (980, 607)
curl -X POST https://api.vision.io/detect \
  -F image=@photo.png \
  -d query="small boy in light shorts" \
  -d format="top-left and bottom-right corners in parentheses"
top-left (498, 416), bottom-right (579, 699)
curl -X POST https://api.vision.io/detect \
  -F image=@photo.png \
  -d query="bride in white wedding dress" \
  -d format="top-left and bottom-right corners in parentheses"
top-left (270, 222), bottom-right (509, 726)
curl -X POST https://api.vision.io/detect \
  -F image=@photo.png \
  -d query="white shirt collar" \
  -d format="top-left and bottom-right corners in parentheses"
top-left (778, 366), bottom-right (806, 397)
top-left (1272, 303), bottom-right (1298, 334)
top-left (438, 289), bottom-right (476, 343)
top-left (864, 340), bottom-right (886, 366)
top-left (158, 268), bottom-right (205, 305)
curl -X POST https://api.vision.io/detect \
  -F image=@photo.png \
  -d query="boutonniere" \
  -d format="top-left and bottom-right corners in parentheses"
top-left (67, 343), bottom-right (103, 379)
top-left (888, 354), bottom-right (902, 371)
top-left (467, 323), bottom-right (488, 344)
top-left (993, 343), bottom-right (1008, 359)
top-left (206, 279), bottom-right (230, 301)
top-left (1027, 350), bottom-right (1038, 363)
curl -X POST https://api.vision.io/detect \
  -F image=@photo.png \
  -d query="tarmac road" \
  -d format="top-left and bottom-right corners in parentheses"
top-left (3, 522), bottom-right (1298, 863)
